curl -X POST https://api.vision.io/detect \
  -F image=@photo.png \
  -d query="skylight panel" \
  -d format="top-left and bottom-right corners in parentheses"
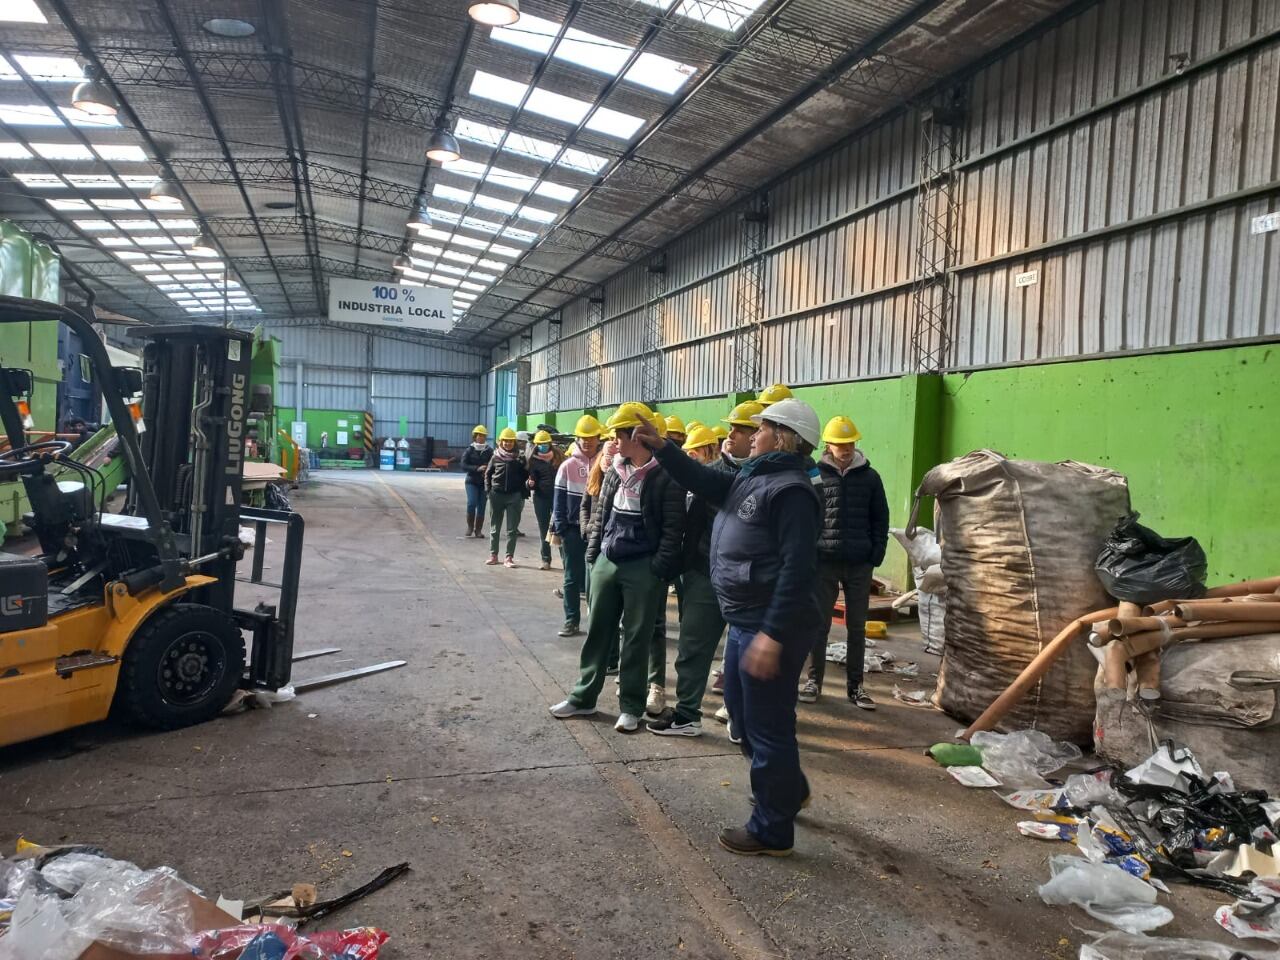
top-left (15, 172), bottom-right (63, 188)
top-left (443, 157), bottom-right (578, 203)
top-left (454, 118), bottom-right (608, 175)
top-left (430, 274), bottom-right (461, 287)
top-left (0, 104), bottom-right (57, 124)
top-left (113, 251), bottom-right (147, 261)
top-left (477, 258), bottom-right (507, 271)
top-left (72, 219), bottom-right (114, 231)
top-left (47, 198), bottom-right (90, 210)
top-left (469, 71), bottom-right (643, 140)
top-left (433, 262), bottom-right (469, 277)
top-left (12, 55), bottom-right (85, 80)
top-left (518, 205), bottom-right (556, 223)
top-left (459, 281), bottom-right (486, 292)
top-left (60, 106), bottom-right (120, 127)
top-left (0, 141), bottom-right (30, 158)
top-left (130, 263), bottom-right (163, 272)
top-left (29, 141), bottom-right (93, 159)
top-left (0, 1), bottom-right (48, 23)
top-left (142, 197), bottom-right (184, 210)
top-left (91, 143), bottom-right (148, 162)
top-left (90, 197), bottom-right (142, 210)
top-left (441, 249), bottom-right (478, 265)
top-left (469, 270), bottom-right (498, 283)
top-left (491, 14), bottom-right (694, 95)
top-left (96, 236), bottom-right (133, 247)
top-left (678, 0), bottom-right (767, 31)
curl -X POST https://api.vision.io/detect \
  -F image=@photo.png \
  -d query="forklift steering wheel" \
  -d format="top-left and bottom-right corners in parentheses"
top-left (0, 439), bottom-right (72, 477)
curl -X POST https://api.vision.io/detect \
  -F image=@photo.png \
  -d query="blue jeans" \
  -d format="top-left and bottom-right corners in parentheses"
top-left (465, 482), bottom-right (485, 523)
top-left (723, 625), bottom-right (811, 850)
top-left (559, 525), bottom-right (586, 624)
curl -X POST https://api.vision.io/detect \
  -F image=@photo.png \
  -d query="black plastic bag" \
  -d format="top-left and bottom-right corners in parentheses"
top-left (1095, 512), bottom-right (1208, 604)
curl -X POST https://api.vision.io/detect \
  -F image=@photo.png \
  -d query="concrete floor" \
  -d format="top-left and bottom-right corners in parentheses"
top-left (0, 471), bottom-right (1242, 958)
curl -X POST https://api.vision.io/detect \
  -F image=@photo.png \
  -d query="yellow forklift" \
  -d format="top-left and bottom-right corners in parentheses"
top-left (0, 293), bottom-right (302, 748)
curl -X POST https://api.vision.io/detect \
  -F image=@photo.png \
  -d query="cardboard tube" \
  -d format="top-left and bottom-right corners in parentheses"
top-left (1175, 602), bottom-right (1280, 622)
top-left (1205, 576), bottom-right (1280, 598)
top-left (1122, 620), bottom-right (1280, 658)
top-left (1103, 644), bottom-right (1129, 689)
top-left (1143, 600), bottom-right (1180, 616)
top-left (1133, 650), bottom-right (1161, 696)
top-left (959, 607), bottom-right (1118, 740)
top-left (1090, 614), bottom-right (1184, 646)
top-left (1118, 601), bottom-right (1142, 618)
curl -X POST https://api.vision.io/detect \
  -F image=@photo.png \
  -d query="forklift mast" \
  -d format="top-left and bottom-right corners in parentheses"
top-left (127, 325), bottom-right (252, 613)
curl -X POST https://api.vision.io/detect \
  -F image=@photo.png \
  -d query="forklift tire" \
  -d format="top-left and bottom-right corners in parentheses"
top-left (117, 604), bottom-right (245, 730)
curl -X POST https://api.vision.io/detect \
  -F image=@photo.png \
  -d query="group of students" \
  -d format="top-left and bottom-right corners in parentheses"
top-left (460, 384), bottom-right (890, 857)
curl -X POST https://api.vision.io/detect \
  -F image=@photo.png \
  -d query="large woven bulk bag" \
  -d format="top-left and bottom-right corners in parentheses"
top-left (914, 450), bottom-right (1130, 742)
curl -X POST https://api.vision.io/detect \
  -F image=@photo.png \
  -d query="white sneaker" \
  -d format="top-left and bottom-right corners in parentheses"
top-left (645, 684), bottom-right (665, 716)
top-left (549, 699), bottom-right (596, 719)
top-left (714, 705), bottom-right (730, 724)
top-left (615, 712), bottom-right (640, 733)
top-left (798, 679), bottom-right (819, 703)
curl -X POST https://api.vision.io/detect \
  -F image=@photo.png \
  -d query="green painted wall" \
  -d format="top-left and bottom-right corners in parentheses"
top-left (276, 407), bottom-right (366, 454)
top-left (939, 344), bottom-right (1279, 585)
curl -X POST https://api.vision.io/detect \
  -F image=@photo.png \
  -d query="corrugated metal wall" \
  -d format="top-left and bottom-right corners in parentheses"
top-left (497, 0), bottom-right (1280, 405)
top-left (259, 320), bottom-right (486, 447)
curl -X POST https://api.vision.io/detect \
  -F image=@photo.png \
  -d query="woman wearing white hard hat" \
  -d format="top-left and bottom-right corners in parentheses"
top-left (632, 397), bottom-right (823, 857)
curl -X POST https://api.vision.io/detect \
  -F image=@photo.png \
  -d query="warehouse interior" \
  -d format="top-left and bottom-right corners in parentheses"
top-left (0, 0), bottom-right (1278, 957)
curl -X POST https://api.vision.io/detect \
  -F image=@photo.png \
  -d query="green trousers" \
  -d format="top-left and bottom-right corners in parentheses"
top-left (570, 553), bottom-right (664, 717)
top-left (672, 569), bottom-right (726, 723)
top-left (488, 490), bottom-right (524, 557)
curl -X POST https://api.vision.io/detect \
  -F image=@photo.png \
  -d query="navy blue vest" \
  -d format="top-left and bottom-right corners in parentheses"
top-left (710, 467), bottom-right (820, 623)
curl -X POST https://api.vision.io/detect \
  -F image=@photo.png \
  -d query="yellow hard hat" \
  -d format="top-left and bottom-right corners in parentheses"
top-left (682, 424), bottom-right (719, 452)
top-left (822, 415), bottom-right (862, 444)
top-left (498, 426), bottom-right (518, 441)
top-left (532, 429), bottom-right (553, 444)
top-left (685, 419), bottom-right (705, 431)
top-left (757, 383), bottom-right (793, 406)
top-left (663, 415), bottom-right (686, 436)
top-left (605, 401), bottom-right (653, 431)
top-left (648, 410), bottom-right (668, 439)
top-left (471, 424), bottom-right (488, 436)
top-left (573, 414), bottom-right (604, 438)
top-left (723, 400), bottom-right (765, 428)
top-left (712, 425), bottom-right (728, 440)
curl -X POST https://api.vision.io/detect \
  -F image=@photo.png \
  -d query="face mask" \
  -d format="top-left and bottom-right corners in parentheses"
top-left (536, 443), bottom-right (551, 454)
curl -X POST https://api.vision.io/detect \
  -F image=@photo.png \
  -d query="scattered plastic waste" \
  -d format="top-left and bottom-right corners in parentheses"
top-left (251, 685), bottom-right (297, 709)
top-left (1065, 769), bottom-right (1129, 809)
top-left (1214, 877), bottom-right (1280, 943)
top-left (1038, 855), bottom-right (1173, 934)
top-left (188, 924), bottom-right (389, 959)
top-left (1018, 820), bottom-right (1077, 841)
top-left (999, 788), bottom-right (1068, 812)
top-left (1125, 743), bottom-right (1205, 793)
top-left (1080, 930), bottom-right (1266, 959)
top-left (948, 766), bottom-right (1001, 788)
top-left (970, 729), bottom-right (1083, 787)
top-left (892, 685), bottom-right (931, 706)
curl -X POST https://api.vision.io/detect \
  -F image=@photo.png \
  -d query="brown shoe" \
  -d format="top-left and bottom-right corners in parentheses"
top-left (718, 828), bottom-right (791, 857)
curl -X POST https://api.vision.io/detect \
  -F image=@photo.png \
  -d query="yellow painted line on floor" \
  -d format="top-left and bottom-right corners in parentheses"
top-left (375, 472), bottom-right (785, 960)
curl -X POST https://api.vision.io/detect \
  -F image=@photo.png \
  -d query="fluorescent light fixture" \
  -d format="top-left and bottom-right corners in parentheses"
top-left (469, 71), bottom-right (644, 140)
top-left (91, 143), bottom-right (147, 161)
top-left (454, 118), bottom-right (607, 174)
top-left (468, 0), bottom-right (519, 26)
top-left (442, 157), bottom-right (577, 202)
top-left (71, 66), bottom-right (119, 117)
top-left (426, 124), bottom-right (461, 163)
top-left (491, 13), bottom-right (695, 94)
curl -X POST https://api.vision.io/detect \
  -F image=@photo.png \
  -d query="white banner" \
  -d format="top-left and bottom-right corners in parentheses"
top-left (327, 278), bottom-right (453, 332)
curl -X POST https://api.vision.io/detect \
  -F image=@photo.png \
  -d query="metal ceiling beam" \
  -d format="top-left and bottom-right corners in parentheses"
top-left (352, 0), bottom-right (379, 272)
top-left (19, 44), bottom-right (743, 206)
top-left (468, 0), bottom-right (947, 341)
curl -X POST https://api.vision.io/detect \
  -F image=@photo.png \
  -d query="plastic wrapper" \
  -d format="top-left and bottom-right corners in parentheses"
top-left (187, 923), bottom-right (389, 959)
top-left (1079, 931), bottom-right (1272, 959)
top-left (971, 729), bottom-right (1082, 787)
top-left (0, 853), bottom-right (195, 959)
top-left (1094, 512), bottom-right (1207, 605)
top-left (891, 528), bottom-right (946, 654)
top-left (1065, 769), bottom-right (1129, 810)
top-left (1038, 855), bottom-right (1172, 934)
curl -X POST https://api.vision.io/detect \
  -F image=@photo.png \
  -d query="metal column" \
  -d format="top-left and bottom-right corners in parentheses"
top-left (909, 95), bottom-right (964, 373)
top-left (545, 313), bottom-right (561, 413)
top-left (641, 257), bottom-right (665, 405)
top-left (733, 199), bottom-right (768, 391)
top-left (585, 291), bottom-right (603, 410)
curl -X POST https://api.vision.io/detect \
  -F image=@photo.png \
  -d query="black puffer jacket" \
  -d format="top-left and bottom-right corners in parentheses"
top-left (682, 457), bottom-right (738, 576)
top-left (485, 454), bottom-right (528, 496)
top-left (527, 456), bottom-right (557, 498)
top-left (460, 444), bottom-right (492, 487)
top-left (585, 462), bottom-right (685, 581)
top-left (814, 454), bottom-right (890, 566)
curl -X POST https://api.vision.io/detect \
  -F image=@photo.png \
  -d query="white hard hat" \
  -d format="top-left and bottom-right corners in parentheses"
top-left (752, 397), bottom-right (820, 448)
top-left (516, 430), bottom-right (530, 441)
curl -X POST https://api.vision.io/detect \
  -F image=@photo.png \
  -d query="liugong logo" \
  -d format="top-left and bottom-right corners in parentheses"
top-left (2, 595), bottom-right (25, 616)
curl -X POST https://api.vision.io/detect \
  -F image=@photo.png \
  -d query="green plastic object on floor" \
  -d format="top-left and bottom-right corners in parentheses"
top-left (928, 742), bottom-right (983, 767)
